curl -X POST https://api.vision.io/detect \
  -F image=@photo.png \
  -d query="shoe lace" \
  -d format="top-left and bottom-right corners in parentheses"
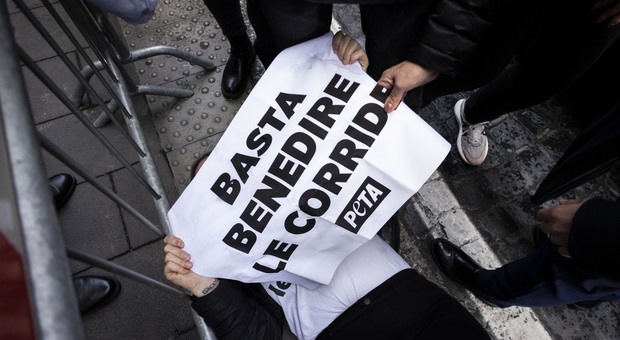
top-left (465, 124), bottom-right (485, 146)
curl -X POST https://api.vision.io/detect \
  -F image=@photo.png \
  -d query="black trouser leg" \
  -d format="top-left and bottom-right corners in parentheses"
top-left (247, 0), bottom-right (331, 67)
top-left (202, 0), bottom-right (247, 39)
top-left (463, 0), bottom-right (620, 124)
top-left (317, 269), bottom-right (490, 339)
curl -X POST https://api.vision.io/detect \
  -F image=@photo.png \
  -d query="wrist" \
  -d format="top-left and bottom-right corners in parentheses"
top-left (192, 277), bottom-right (220, 298)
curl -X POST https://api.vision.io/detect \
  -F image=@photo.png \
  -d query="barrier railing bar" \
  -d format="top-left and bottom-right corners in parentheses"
top-left (37, 133), bottom-right (164, 237)
top-left (65, 0), bottom-right (119, 81)
top-left (102, 48), bottom-right (173, 233)
top-left (17, 46), bottom-right (162, 199)
top-left (66, 246), bottom-right (188, 299)
top-left (0, 1), bottom-right (83, 338)
top-left (93, 84), bottom-right (195, 127)
top-left (41, 0), bottom-right (133, 118)
top-left (13, 1), bottom-right (217, 337)
top-left (99, 23), bottom-right (218, 340)
top-left (10, 0), bottom-right (143, 151)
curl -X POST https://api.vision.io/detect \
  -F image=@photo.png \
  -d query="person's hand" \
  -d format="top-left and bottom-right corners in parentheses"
top-left (164, 235), bottom-right (219, 297)
top-left (537, 198), bottom-right (590, 257)
top-left (377, 61), bottom-right (438, 113)
top-left (332, 31), bottom-right (369, 72)
top-left (592, 0), bottom-right (620, 27)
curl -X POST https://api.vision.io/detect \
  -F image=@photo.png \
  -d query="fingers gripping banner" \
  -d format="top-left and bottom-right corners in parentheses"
top-left (168, 33), bottom-right (450, 288)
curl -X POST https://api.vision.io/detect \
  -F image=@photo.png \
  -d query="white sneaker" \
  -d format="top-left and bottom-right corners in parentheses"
top-left (454, 99), bottom-right (488, 166)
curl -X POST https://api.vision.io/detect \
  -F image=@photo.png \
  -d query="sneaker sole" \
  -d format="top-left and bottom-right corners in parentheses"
top-left (453, 99), bottom-right (472, 165)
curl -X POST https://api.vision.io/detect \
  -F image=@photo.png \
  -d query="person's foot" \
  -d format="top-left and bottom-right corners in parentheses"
top-left (378, 213), bottom-right (400, 252)
top-left (73, 276), bottom-right (121, 315)
top-left (49, 173), bottom-right (77, 210)
top-left (222, 39), bottom-right (255, 100)
top-left (431, 238), bottom-right (497, 306)
top-left (454, 99), bottom-right (489, 166)
top-left (567, 299), bottom-right (603, 310)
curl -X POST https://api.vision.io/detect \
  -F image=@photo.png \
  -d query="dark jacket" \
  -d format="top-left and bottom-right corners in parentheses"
top-left (192, 280), bottom-right (284, 340)
top-left (569, 197), bottom-right (620, 283)
top-left (407, 0), bottom-right (500, 75)
top-left (361, 0), bottom-right (501, 80)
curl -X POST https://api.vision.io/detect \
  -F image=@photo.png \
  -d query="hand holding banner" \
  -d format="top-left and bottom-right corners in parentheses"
top-left (168, 33), bottom-right (450, 288)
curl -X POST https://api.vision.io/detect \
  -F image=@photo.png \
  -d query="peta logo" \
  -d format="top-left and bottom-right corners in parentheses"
top-left (336, 177), bottom-right (390, 233)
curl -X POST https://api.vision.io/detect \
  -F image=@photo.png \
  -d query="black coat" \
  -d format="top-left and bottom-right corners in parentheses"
top-left (361, 0), bottom-right (502, 80)
top-left (569, 197), bottom-right (620, 283)
top-left (531, 100), bottom-right (620, 204)
top-left (192, 280), bottom-right (284, 340)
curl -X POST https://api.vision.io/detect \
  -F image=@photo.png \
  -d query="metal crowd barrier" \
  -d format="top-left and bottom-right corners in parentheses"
top-left (0, 0), bottom-right (218, 338)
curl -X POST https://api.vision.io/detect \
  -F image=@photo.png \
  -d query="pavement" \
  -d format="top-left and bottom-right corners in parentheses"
top-left (8, 0), bottom-right (619, 339)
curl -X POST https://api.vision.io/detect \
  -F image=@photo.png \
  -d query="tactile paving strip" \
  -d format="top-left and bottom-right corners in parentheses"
top-left (147, 68), bottom-right (246, 154)
top-left (119, 0), bottom-right (256, 192)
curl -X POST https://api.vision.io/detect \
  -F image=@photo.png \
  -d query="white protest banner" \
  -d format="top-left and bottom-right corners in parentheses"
top-left (168, 33), bottom-right (450, 288)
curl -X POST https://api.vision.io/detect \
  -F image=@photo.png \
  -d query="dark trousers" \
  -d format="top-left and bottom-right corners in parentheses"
top-left (476, 240), bottom-right (620, 308)
top-left (246, 0), bottom-right (332, 67)
top-left (318, 269), bottom-right (490, 340)
top-left (202, 0), bottom-right (246, 38)
top-left (462, 1), bottom-right (620, 123)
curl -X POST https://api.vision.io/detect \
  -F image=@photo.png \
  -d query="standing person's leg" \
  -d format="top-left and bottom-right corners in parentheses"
top-left (454, 0), bottom-right (620, 165)
top-left (432, 239), bottom-right (620, 308)
top-left (465, 0), bottom-right (620, 124)
top-left (202, 0), bottom-right (254, 99)
top-left (478, 240), bottom-right (620, 307)
top-left (419, 0), bottom-right (545, 109)
top-left (246, 0), bottom-right (332, 68)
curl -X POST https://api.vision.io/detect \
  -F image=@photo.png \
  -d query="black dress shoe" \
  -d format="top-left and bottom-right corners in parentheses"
top-left (73, 276), bottom-right (121, 315)
top-left (431, 238), bottom-right (497, 306)
top-left (567, 299), bottom-right (603, 310)
top-left (49, 173), bottom-right (77, 210)
top-left (378, 213), bottom-right (400, 252)
top-left (221, 40), bottom-right (255, 100)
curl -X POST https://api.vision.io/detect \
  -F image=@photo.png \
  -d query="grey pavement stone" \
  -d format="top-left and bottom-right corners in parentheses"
top-left (148, 69), bottom-right (243, 154)
top-left (488, 116), bottom-right (537, 157)
top-left (332, 4), bottom-right (364, 46)
top-left (6, 0), bottom-right (58, 15)
top-left (10, 3), bottom-right (81, 62)
top-left (21, 53), bottom-right (80, 124)
top-left (58, 178), bottom-right (128, 274)
top-left (37, 112), bottom-right (140, 179)
top-left (167, 132), bottom-right (222, 194)
top-left (79, 242), bottom-right (195, 340)
top-left (113, 157), bottom-right (178, 248)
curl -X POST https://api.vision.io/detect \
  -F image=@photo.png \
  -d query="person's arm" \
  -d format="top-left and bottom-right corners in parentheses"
top-left (163, 236), bottom-right (284, 340)
top-left (379, 0), bottom-right (500, 112)
top-left (537, 198), bottom-right (620, 282)
top-left (592, 0), bottom-right (620, 27)
top-left (537, 199), bottom-right (590, 258)
top-left (378, 61), bottom-right (439, 113)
